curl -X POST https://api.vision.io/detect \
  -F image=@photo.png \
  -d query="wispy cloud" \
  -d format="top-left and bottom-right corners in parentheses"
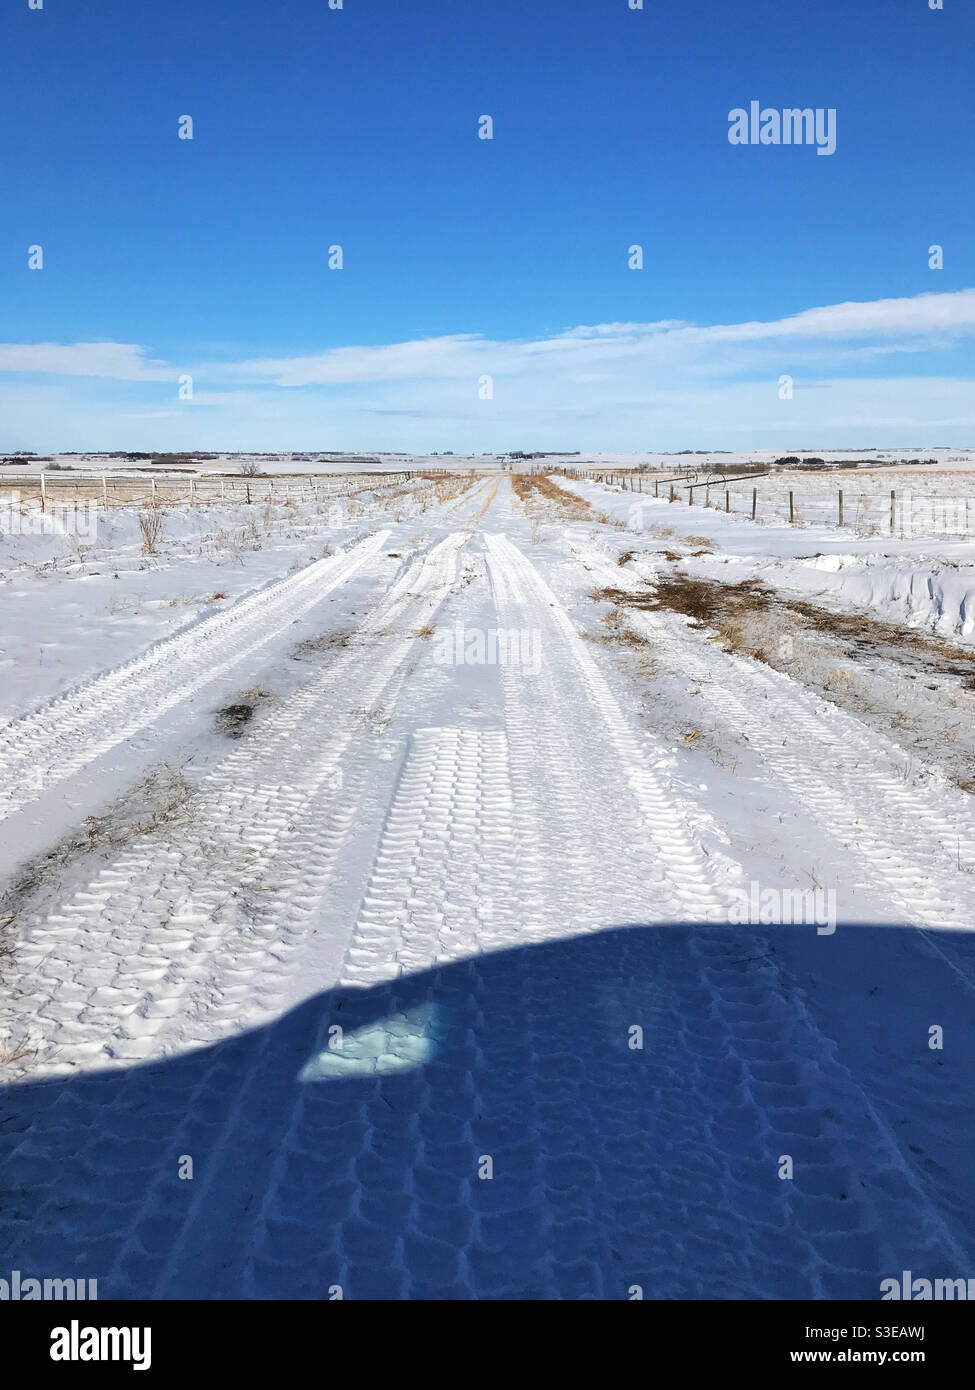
top-left (2, 291), bottom-right (973, 451)
top-left (0, 342), bottom-right (171, 381)
top-left (216, 290), bottom-right (975, 386)
top-left (2, 291), bottom-right (973, 388)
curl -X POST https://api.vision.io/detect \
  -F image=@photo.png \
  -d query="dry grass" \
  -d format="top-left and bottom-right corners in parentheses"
top-left (0, 1038), bottom-right (36, 1067)
top-left (592, 570), bottom-right (975, 793)
top-left (138, 505), bottom-right (165, 555)
top-left (292, 629), bottom-right (355, 662)
top-left (595, 571), bottom-right (975, 683)
top-left (592, 575), bottom-right (769, 632)
top-left (785, 599), bottom-right (975, 682)
top-left (511, 473), bottom-right (619, 527)
top-left (0, 764), bottom-right (190, 939)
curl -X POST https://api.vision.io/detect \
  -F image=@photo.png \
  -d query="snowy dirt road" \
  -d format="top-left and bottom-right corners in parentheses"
top-left (1, 475), bottom-right (974, 1299)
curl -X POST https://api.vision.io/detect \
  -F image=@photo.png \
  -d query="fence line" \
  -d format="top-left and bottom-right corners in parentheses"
top-left (0, 470), bottom-right (421, 511)
top-left (611, 481), bottom-right (975, 539)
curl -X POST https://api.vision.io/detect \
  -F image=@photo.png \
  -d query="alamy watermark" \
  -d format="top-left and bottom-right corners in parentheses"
top-left (728, 880), bottom-right (837, 935)
top-left (729, 102), bottom-right (837, 156)
top-left (881, 1271), bottom-right (975, 1300)
top-left (1, 1269), bottom-right (97, 1300)
top-left (50, 1320), bottom-right (151, 1371)
top-left (896, 490), bottom-right (974, 537)
top-left (0, 491), bottom-right (99, 539)
top-left (433, 623), bottom-right (542, 675)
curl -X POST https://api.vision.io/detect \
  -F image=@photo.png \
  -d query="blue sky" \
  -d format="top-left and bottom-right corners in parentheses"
top-left (1, 0), bottom-right (973, 452)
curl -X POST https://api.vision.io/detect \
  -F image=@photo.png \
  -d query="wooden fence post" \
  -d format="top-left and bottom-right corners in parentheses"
top-left (789, 491), bottom-right (794, 524)
top-left (669, 485), bottom-right (675, 502)
top-left (725, 490), bottom-right (730, 513)
top-left (751, 487), bottom-right (757, 520)
top-left (40, 472), bottom-right (46, 511)
top-left (838, 490), bottom-right (844, 527)
top-left (689, 486), bottom-right (694, 505)
top-left (890, 490), bottom-right (896, 535)
top-left (654, 480), bottom-right (659, 498)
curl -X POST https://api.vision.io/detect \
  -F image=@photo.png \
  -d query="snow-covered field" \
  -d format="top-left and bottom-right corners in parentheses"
top-left (1, 470), bottom-right (974, 1300)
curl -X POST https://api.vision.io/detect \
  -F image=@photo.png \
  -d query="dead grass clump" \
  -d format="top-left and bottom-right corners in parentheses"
top-left (715, 613), bottom-right (749, 652)
top-left (822, 667), bottom-right (857, 694)
top-left (292, 629), bottom-right (354, 662)
top-left (0, 1038), bottom-right (36, 1067)
top-left (0, 764), bottom-right (190, 935)
top-left (785, 599), bottom-right (975, 679)
top-left (594, 574), bottom-right (769, 629)
top-left (511, 474), bottom-right (615, 526)
top-left (138, 506), bottom-right (165, 555)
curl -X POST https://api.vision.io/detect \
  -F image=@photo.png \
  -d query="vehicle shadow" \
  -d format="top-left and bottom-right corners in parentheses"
top-left (2, 920), bottom-right (974, 1299)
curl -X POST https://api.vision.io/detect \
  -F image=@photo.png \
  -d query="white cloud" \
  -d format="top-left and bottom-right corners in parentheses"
top-left (214, 290), bottom-right (975, 387)
top-left (2, 291), bottom-right (974, 450)
top-left (0, 342), bottom-right (172, 381)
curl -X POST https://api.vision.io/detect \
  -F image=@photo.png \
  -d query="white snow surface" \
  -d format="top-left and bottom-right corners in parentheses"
top-left (1, 474), bottom-right (974, 1300)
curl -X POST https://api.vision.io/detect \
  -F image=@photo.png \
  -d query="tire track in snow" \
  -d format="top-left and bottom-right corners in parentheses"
top-left (0, 530), bottom-right (391, 823)
top-left (4, 532), bottom-right (468, 1075)
top-left (485, 532), bottom-right (737, 923)
top-left (236, 724), bottom-right (548, 1298)
top-left (102, 532), bottom-right (502, 1295)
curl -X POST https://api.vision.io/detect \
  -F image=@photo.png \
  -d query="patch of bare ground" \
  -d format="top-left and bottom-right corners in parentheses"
top-left (592, 571), bottom-right (975, 792)
top-left (291, 629), bottom-right (356, 662)
top-left (214, 686), bottom-right (276, 738)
